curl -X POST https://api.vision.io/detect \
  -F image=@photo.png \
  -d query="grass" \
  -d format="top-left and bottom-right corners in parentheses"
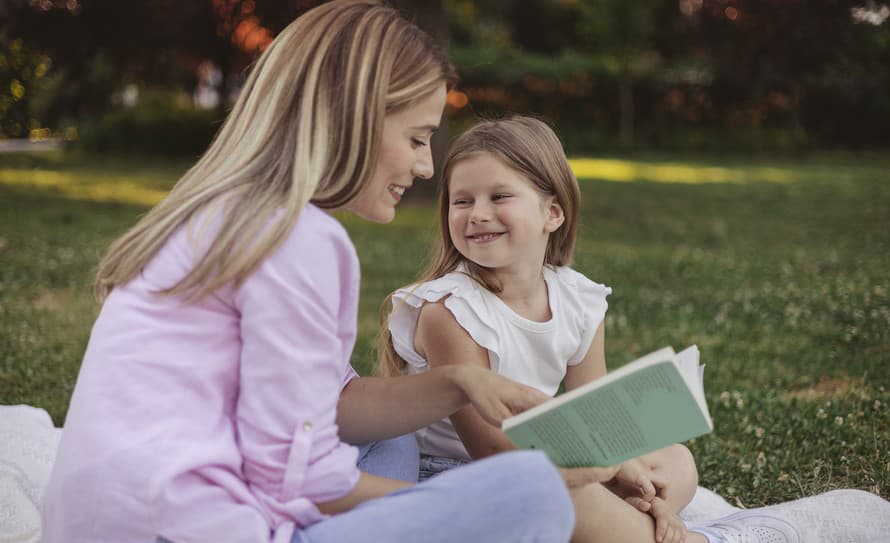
top-left (1, 149), bottom-right (887, 507)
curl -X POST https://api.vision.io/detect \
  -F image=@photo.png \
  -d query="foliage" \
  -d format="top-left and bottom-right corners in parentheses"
top-left (74, 90), bottom-right (222, 155)
top-left (0, 0), bottom-right (314, 129)
top-left (445, 0), bottom-right (890, 151)
top-left (0, 35), bottom-right (52, 137)
top-left (4, 0), bottom-right (890, 150)
top-left (1, 150), bottom-right (887, 504)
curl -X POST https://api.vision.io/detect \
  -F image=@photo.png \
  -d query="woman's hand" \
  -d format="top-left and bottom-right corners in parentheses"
top-left (449, 365), bottom-right (551, 427)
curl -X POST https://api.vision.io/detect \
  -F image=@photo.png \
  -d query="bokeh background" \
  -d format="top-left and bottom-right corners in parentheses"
top-left (1, 0), bottom-right (888, 508)
top-left (3, 0), bottom-right (890, 154)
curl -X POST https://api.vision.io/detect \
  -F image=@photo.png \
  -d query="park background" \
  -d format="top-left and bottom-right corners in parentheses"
top-left (1, 0), bottom-right (888, 507)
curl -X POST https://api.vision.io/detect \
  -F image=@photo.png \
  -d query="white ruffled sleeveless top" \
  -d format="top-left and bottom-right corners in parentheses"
top-left (388, 264), bottom-right (611, 461)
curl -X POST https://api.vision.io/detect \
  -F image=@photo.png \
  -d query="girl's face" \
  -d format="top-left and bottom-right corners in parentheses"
top-left (448, 153), bottom-right (564, 275)
top-left (345, 84), bottom-right (447, 224)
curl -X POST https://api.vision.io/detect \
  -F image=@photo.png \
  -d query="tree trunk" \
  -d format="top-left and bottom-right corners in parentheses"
top-left (789, 80), bottom-right (804, 154)
top-left (618, 74), bottom-right (635, 151)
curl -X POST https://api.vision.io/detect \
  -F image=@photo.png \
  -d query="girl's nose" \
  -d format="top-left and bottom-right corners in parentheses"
top-left (470, 203), bottom-right (492, 223)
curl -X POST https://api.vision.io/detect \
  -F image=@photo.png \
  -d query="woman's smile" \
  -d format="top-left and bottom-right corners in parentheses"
top-left (388, 183), bottom-right (409, 203)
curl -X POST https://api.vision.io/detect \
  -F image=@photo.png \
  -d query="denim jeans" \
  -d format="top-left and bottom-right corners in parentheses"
top-left (419, 453), bottom-right (469, 482)
top-left (291, 437), bottom-right (575, 543)
top-left (356, 434), bottom-right (420, 483)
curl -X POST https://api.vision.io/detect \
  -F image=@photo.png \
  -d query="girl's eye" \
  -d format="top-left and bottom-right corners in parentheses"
top-left (452, 199), bottom-right (470, 206)
top-left (492, 194), bottom-right (511, 201)
top-left (411, 138), bottom-right (428, 148)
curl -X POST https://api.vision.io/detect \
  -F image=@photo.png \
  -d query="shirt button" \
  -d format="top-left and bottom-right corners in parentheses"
top-left (302, 421), bottom-right (313, 432)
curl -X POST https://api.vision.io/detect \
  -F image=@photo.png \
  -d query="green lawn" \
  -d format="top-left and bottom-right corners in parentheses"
top-left (1, 150), bottom-right (887, 507)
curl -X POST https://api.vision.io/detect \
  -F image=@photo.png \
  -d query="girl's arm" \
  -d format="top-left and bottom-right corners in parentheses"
top-left (563, 320), bottom-right (607, 391)
top-left (414, 301), bottom-right (622, 487)
top-left (414, 299), bottom-right (526, 459)
top-left (562, 321), bottom-right (657, 494)
top-left (565, 321), bottom-right (698, 517)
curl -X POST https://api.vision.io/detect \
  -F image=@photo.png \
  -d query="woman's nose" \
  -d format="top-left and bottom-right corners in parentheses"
top-left (412, 146), bottom-right (434, 180)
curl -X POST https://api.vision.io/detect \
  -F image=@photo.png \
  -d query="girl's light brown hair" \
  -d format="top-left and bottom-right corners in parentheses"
top-left (377, 115), bottom-right (581, 377)
top-left (94, 0), bottom-right (456, 302)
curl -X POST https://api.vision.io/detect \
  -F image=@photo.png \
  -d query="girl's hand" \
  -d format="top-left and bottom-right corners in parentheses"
top-left (624, 496), bottom-right (687, 543)
top-left (450, 365), bottom-right (551, 426)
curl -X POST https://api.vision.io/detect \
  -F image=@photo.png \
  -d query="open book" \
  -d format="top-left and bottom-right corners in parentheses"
top-left (502, 345), bottom-right (712, 467)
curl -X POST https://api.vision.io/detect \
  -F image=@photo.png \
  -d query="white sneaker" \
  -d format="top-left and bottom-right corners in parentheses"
top-left (767, 489), bottom-right (890, 543)
top-left (688, 509), bottom-right (802, 543)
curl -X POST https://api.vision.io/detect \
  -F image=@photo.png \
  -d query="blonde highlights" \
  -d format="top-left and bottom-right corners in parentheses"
top-left (94, 0), bottom-right (456, 302)
top-left (377, 115), bottom-right (581, 377)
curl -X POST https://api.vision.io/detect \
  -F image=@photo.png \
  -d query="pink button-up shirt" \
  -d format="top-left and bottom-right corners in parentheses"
top-left (42, 204), bottom-right (362, 543)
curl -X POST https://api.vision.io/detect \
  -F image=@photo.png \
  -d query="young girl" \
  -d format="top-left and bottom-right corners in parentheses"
top-left (41, 4), bottom-right (590, 542)
top-left (380, 116), bottom-right (802, 543)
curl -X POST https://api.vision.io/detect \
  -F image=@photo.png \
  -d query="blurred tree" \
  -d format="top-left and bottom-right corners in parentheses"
top-left (572, 0), bottom-right (661, 149)
top-left (3, 0), bottom-right (888, 149)
top-left (0, 35), bottom-right (51, 137)
top-left (688, 0), bottom-right (890, 148)
top-left (3, 0), bottom-right (218, 126)
top-left (448, 0), bottom-right (666, 149)
top-left (0, 0), bottom-right (315, 128)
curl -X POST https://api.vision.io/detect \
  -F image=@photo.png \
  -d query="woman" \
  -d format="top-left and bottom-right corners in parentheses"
top-left (42, 2), bottom-right (596, 542)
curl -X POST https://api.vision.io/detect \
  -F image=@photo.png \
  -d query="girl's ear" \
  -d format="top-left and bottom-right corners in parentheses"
top-left (544, 197), bottom-right (565, 233)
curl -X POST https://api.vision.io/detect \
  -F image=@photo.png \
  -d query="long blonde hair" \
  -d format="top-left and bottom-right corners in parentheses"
top-left (377, 115), bottom-right (581, 376)
top-left (94, 0), bottom-right (456, 302)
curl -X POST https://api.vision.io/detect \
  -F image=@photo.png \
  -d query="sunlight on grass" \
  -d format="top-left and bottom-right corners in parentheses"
top-left (569, 158), bottom-right (798, 184)
top-left (0, 169), bottom-right (169, 206)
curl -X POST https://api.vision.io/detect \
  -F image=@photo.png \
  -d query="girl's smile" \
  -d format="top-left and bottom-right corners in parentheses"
top-left (467, 231), bottom-right (505, 243)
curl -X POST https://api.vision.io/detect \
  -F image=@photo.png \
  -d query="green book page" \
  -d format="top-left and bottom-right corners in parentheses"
top-left (503, 361), bottom-right (712, 467)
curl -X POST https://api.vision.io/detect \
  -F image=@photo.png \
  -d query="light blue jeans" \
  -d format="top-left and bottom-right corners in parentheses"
top-left (291, 435), bottom-right (575, 543)
top-left (419, 453), bottom-right (470, 481)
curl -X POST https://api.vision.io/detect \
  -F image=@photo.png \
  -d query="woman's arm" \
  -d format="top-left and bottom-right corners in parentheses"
top-left (336, 339), bottom-right (550, 444)
top-left (316, 472), bottom-right (411, 515)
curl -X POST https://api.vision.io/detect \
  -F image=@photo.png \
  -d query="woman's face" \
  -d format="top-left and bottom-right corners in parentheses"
top-left (345, 84), bottom-right (447, 223)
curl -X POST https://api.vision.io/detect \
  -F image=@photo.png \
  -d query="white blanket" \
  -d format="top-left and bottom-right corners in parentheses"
top-left (1, 405), bottom-right (61, 543)
top-left (2, 404), bottom-right (888, 542)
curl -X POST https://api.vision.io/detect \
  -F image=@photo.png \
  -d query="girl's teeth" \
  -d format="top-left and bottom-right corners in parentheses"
top-left (389, 185), bottom-right (405, 195)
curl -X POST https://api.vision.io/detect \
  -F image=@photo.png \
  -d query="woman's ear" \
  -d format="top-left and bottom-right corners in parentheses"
top-left (544, 197), bottom-right (565, 233)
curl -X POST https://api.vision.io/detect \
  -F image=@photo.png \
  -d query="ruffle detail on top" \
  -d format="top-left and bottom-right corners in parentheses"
top-left (551, 266), bottom-right (612, 365)
top-left (388, 272), bottom-right (501, 372)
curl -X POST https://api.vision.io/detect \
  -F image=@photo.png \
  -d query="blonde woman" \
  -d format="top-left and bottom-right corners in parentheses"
top-left (40, 2), bottom-right (597, 542)
top-left (381, 117), bottom-right (803, 543)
